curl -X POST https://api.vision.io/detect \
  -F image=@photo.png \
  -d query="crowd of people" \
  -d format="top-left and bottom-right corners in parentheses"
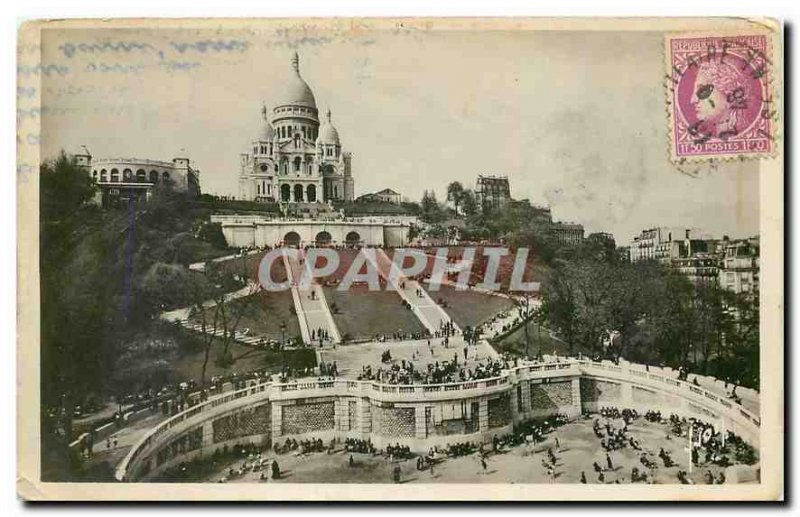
top-left (592, 417), bottom-right (631, 452)
top-left (431, 318), bottom-right (459, 339)
top-left (344, 438), bottom-right (376, 454)
top-left (273, 437), bottom-right (333, 455)
top-left (386, 443), bottom-right (413, 460)
top-left (317, 361), bottom-right (339, 379)
top-left (487, 413), bottom-right (570, 452)
top-left (373, 330), bottom-right (431, 343)
top-left (441, 441), bottom-right (478, 458)
top-left (156, 441), bottom-right (270, 482)
top-left (356, 356), bottom-right (508, 385)
top-left (310, 328), bottom-right (331, 346)
top-left (220, 451), bottom-right (281, 483)
top-left (541, 447), bottom-right (560, 480)
top-left (154, 401), bottom-right (754, 485)
top-left (643, 410), bottom-right (663, 423)
top-left (585, 405), bottom-right (759, 484)
top-left (598, 406), bottom-right (638, 425)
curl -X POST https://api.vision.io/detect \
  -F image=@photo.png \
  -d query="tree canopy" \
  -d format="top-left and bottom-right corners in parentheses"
top-left (539, 254), bottom-right (759, 389)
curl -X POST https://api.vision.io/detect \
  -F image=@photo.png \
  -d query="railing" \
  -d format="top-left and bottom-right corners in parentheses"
top-left (115, 380), bottom-right (271, 481)
top-left (211, 214), bottom-right (410, 226)
top-left (574, 360), bottom-right (761, 428)
top-left (93, 158), bottom-right (175, 168)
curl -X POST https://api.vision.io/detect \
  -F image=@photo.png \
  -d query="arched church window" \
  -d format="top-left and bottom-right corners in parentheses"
top-left (294, 157), bottom-right (301, 172)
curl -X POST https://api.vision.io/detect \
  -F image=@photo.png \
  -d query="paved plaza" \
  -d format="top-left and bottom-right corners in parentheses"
top-left (319, 336), bottom-right (499, 379)
top-left (199, 417), bottom-right (758, 485)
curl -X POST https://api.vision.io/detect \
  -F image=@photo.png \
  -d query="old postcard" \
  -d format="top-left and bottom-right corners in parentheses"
top-left (17, 17), bottom-right (784, 501)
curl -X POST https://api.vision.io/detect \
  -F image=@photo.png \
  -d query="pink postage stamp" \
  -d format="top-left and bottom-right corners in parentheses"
top-left (665, 33), bottom-right (776, 162)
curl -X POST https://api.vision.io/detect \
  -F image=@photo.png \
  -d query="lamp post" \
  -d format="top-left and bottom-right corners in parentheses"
top-left (280, 320), bottom-right (287, 350)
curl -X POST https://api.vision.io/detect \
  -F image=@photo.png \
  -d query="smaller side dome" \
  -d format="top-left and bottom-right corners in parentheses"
top-left (257, 104), bottom-right (275, 141)
top-left (318, 108), bottom-right (340, 145)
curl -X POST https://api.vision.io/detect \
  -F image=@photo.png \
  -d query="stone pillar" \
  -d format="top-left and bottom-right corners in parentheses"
top-left (520, 381), bottom-right (532, 415)
top-left (571, 378), bottom-right (582, 417)
top-left (359, 398), bottom-right (372, 435)
top-left (335, 398), bottom-right (348, 432)
top-left (509, 385), bottom-right (520, 423)
top-left (414, 405), bottom-right (427, 439)
top-left (271, 403), bottom-right (283, 439)
top-left (202, 419), bottom-right (215, 449)
top-left (478, 398), bottom-right (489, 433)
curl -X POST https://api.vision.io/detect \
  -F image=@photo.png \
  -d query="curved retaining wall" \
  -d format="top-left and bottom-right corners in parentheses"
top-left (116, 360), bottom-right (760, 481)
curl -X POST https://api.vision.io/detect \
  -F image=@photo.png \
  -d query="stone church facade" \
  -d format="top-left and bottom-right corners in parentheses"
top-left (238, 52), bottom-right (354, 203)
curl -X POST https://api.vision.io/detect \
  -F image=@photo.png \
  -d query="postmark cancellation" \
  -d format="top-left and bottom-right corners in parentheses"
top-left (665, 32), bottom-right (778, 162)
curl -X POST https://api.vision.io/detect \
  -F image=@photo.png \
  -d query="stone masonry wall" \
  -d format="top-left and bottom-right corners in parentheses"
top-left (281, 401), bottom-right (335, 435)
top-left (371, 404), bottom-right (416, 438)
top-left (529, 381), bottom-right (573, 415)
top-left (487, 395), bottom-right (511, 429)
top-left (580, 378), bottom-right (622, 407)
top-left (212, 403), bottom-right (272, 444)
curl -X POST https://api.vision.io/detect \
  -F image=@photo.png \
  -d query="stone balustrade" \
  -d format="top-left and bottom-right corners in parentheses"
top-left (115, 359), bottom-right (760, 482)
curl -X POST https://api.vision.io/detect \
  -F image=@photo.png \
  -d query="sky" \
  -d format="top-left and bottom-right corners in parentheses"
top-left (33, 21), bottom-right (761, 244)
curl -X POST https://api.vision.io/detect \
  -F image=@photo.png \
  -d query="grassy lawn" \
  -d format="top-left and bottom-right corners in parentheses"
top-left (324, 285), bottom-right (426, 341)
top-left (491, 320), bottom-right (586, 359)
top-left (107, 320), bottom-right (317, 395)
top-left (173, 342), bottom-right (317, 383)
top-left (217, 250), bottom-right (288, 283)
top-left (427, 284), bottom-right (514, 329)
top-left (190, 290), bottom-right (300, 343)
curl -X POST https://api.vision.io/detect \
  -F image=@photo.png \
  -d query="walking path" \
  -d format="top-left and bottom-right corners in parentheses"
top-left (160, 280), bottom-right (257, 324)
top-left (368, 249), bottom-right (459, 335)
top-left (188, 248), bottom-right (264, 272)
top-left (158, 281), bottom-right (265, 346)
top-left (282, 249), bottom-right (341, 345)
top-left (321, 335), bottom-right (498, 378)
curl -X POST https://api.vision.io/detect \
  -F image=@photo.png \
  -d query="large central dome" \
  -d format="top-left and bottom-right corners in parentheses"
top-left (277, 52), bottom-right (317, 109)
